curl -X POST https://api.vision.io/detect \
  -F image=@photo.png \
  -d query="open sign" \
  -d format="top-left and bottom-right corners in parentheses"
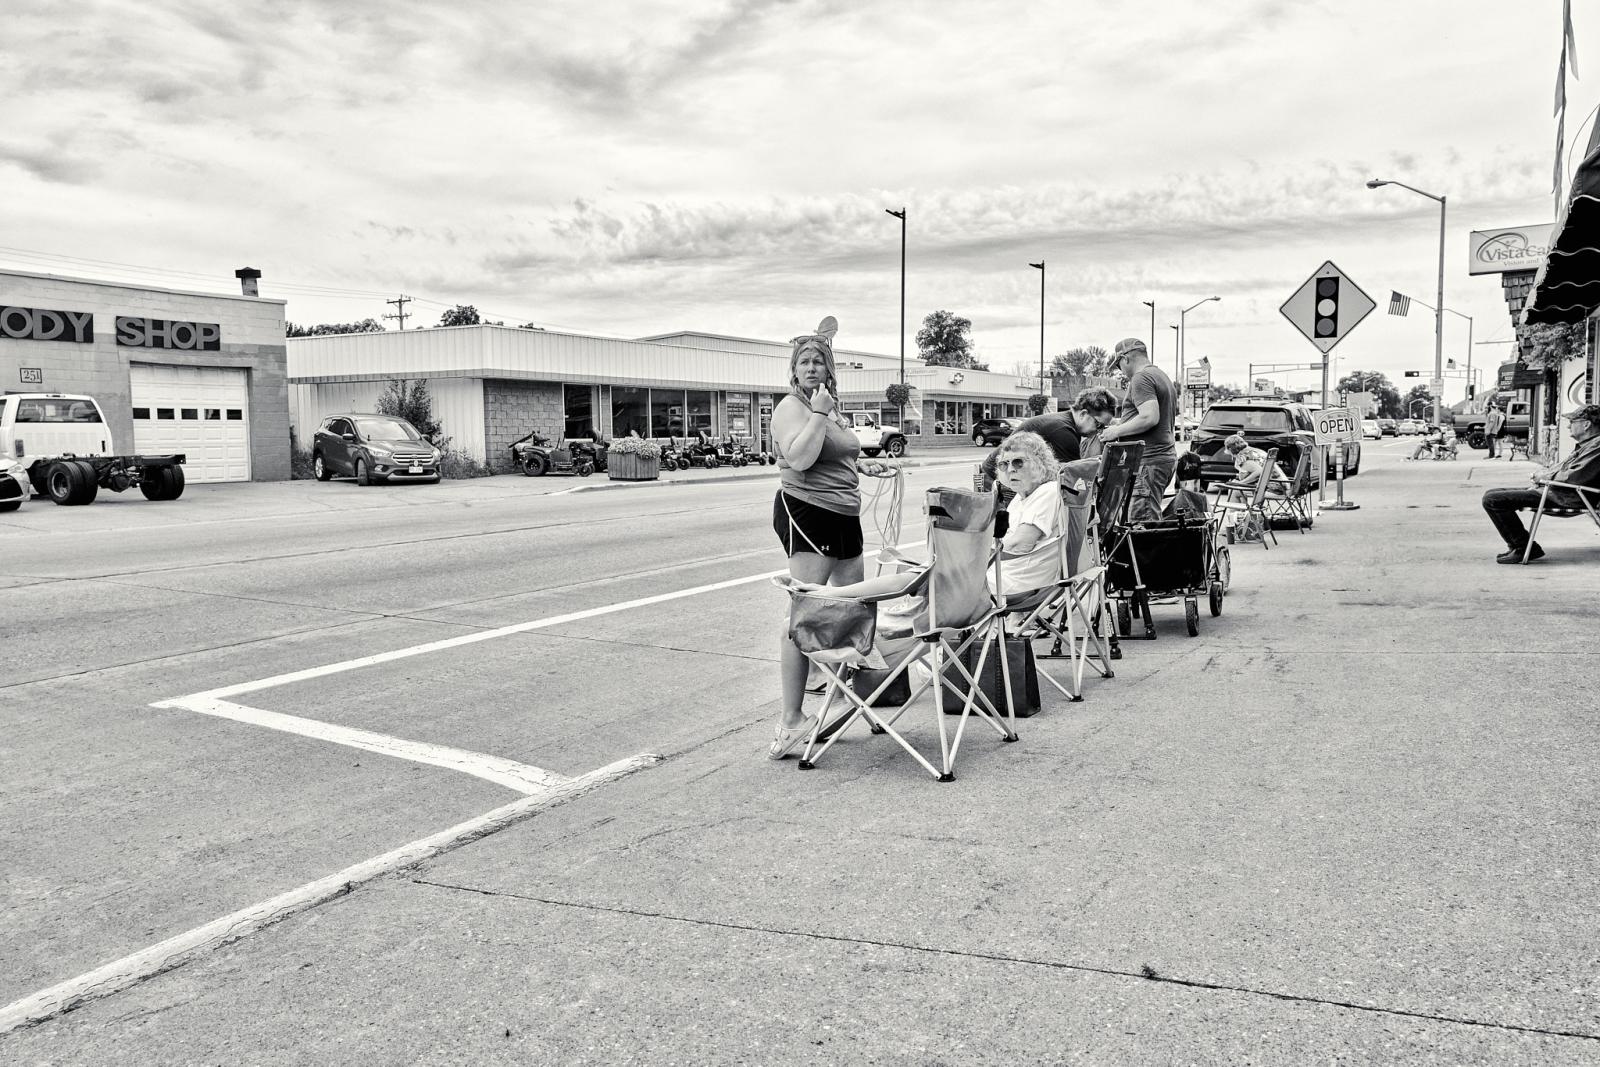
top-left (1314, 407), bottom-right (1360, 444)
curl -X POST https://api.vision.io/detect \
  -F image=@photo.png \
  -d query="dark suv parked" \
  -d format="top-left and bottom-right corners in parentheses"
top-left (1190, 398), bottom-right (1360, 488)
top-left (313, 413), bottom-right (442, 486)
top-left (971, 417), bottom-right (1021, 446)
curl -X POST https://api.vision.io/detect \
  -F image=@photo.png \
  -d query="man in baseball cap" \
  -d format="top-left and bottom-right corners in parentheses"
top-left (1099, 337), bottom-right (1178, 520)
top-left (1480, 402), bottom-right (1600, 562)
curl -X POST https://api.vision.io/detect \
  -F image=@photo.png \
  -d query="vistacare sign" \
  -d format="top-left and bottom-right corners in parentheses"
top-left (1468, 224), bottom-right (1554, 276)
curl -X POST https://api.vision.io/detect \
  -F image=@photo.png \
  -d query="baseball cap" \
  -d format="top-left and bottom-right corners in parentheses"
top-left (1561, 403), bottom-right (1600, 422)
top-left (1111, 337), bottom-right (1147, 365)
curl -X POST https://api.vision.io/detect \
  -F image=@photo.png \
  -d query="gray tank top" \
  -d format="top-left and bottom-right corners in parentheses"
top-left (777, 397), bottom-right (861, 515)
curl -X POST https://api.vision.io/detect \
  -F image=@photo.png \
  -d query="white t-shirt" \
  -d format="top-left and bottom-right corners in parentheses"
top-left (997, 481), bottom-right (1062, 595)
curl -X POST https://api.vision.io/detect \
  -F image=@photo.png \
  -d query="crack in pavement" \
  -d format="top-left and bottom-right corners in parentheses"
top-left (405, 878), bottom-right (1600, 1043)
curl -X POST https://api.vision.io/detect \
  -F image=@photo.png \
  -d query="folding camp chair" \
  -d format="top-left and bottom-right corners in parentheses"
top-left (1262, 447), bottom-right (1312, 533)
top-left (996, 481), bottom-right (1115, 704)
top-left (1072, 442), bottom-right (1144, 663)
top-left (1523, 479), bottom-right (1600, 563)
top-left (780, 486), bottom-right (1014, 782)
top-left (1211, 448), bottom-right (1280, 549)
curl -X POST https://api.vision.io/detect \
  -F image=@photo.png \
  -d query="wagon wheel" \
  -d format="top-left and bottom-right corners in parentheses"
top-left (1115, 600), bottom-right (1132, 637)
top-left (1185, 599), bottom-right (1200, 637)
top-left (1209, 580), bottom-right (1224, 617)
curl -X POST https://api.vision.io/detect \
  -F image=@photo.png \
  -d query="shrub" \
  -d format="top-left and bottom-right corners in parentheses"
top-left (440, 447), bottom-right (493, 479)
top-left (884, 382), bottom-right (911, 408)
top-left (1027, 392), bottom-right (1051, 415)
top-left (375, 379), bottom-right (443, 440)
top-left (607, 435), bottom-right (662, 458)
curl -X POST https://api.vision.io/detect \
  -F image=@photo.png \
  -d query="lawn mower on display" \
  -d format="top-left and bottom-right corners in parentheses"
top-left (511, 431), bottom-right (607, 477)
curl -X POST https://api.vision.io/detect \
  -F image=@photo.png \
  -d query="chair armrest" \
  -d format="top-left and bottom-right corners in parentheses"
top-left (1544, 479), bottom-right (1600, 498)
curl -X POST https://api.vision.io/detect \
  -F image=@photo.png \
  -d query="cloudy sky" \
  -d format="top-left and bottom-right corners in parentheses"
top-left (1, 0), bottom-right (1588, 401)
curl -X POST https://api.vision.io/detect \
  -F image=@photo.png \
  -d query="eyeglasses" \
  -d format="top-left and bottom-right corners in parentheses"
top-left (999, 456), bottom-right (1029, 472)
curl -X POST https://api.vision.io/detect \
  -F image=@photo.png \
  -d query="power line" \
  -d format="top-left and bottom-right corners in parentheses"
top-left (384, 294), bottom-right (413, 331)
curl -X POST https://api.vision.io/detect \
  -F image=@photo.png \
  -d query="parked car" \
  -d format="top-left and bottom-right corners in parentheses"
top-left (312, 413), bottom-right (442, 485)
top-left (1361, 419), bottom-right (1382, 440)
top-left (846, 410), bottom-right (907, 457)
top-left (1, 450), bottom-right (29, 512)
top-left (1377, 418), bottom-right (1398, 436)
top-left (1190, 397), bottom-right (1360, 488)
top-left (1396, 418), bottom-right (1423, 435)
top-left (971, 417), bottom-right (1021, 446)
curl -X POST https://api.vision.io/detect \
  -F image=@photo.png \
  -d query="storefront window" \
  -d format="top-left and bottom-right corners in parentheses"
top-left (613, 386), bottom-right (648, 438)
top-left (563, 384), bottom-right (593, 439)
top-left (651, 389), bottom-right (685, 439)
top-left (686, 390), bottom-right (713, 437)
top-left (933, 401), bottom-right (968, 435)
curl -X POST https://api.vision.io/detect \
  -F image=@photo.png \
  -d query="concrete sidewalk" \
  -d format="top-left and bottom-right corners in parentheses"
top-left (8, 453), bottom-right (1598, 1063)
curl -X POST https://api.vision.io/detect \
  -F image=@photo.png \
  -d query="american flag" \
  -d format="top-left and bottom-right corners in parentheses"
top-left (1388, 291), bottom-right (1411, 316)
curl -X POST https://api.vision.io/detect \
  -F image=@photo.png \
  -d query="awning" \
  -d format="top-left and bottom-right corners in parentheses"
top-left (1524, 141), bottom-right (1600, 324)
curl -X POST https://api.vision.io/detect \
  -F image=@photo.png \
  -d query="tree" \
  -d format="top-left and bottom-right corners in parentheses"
top-left (1522, 322), bottom-right (1585, 371)
top-left (285, 318), bottom-right (384, 337)
top-left (437, 304), bottom-right (482, 327)
top-left (1336, 370), bottom-right (1403, 419)
top-left (1402, 384), bottom-right (1433, 419)
top-left (375, 379), bottom-right (444, 442)
top-left (1206, 383), bottom-right (1241, 404)
top-left (1051, 345), bottom-right (1108, 378)
top-left (916, 310), bottom-right (979, 368)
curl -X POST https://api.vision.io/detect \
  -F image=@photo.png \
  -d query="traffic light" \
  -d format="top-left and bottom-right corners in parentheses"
top-left (1314, 277), bottom-right (1339, 338)
top-left (1404, 370), bottom-right (1421, 377)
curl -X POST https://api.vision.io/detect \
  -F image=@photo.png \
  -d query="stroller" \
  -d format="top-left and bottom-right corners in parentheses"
top-left (1094, 445), bottom-right (1230, 641)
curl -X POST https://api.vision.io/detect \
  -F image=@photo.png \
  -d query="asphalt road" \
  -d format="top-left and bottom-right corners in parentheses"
top-left (3, 440), bottom-right (1598, 1063)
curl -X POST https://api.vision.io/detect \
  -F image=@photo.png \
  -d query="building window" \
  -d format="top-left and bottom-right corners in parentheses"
top-left (725, 393), bottom-right (751, 439)
top-left (181, 408), bottom-right (198, 420)
top-left (157, 408), bottom-right (175, 420)
top-left (612, 386), bottom-right (649, 438)
top-left (686, 390), bottom-right (713, 437)
top-left (204, 408), bottom-right (221, 421)
top-left (226, 409), bottom-right (243, 420)
top-left (563, 384), bottom-right (593, 439)
top-left (651, 389), bottom-right (685, 439)
top-left (132, 407), bottom-right (150, 420)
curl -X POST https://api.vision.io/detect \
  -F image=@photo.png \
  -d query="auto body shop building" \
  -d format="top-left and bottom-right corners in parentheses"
top-left (0, 269), bottom-right (290, 482)
top-left (286, 326), bottom-right (1041, 469)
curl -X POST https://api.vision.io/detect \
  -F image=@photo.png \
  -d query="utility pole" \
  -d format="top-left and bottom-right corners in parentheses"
top-left (384, 294), bottom-right (413, 331)
top-left (886, 208), bottom-right (907, 430)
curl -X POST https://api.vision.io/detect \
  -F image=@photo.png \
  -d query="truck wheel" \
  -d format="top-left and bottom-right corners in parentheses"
top-left (355, 457), bottom-right (371, 486)
top-left (313, 453), bottom-right (331, 481)
top-left (71, 460), bottom-right (100, 505)
top-left (885, 437), bottom-right (906, 457)
top-left (1467, 430), bottom-right (1486, 450)
top-left (140, 465), bottom-right (185, 501)
top-left (45, 461), bottom-right (86, 506)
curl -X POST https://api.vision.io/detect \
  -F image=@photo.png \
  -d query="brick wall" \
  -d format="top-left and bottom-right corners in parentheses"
top-left (483, 379), bottom-right (564, 471)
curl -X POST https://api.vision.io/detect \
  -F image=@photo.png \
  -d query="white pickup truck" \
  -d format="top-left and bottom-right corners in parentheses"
top-left (846, 410), bottom-right (907, 458)
top-left (0, 393), bottom-right (187, 507)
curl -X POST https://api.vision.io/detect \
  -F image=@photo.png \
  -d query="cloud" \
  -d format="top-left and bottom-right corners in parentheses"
top-left (0, 140), bottom-right (100, 185)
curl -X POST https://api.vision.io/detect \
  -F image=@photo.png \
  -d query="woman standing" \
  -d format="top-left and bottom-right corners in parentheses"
top-left (770, 316), bottom-right (894, 758)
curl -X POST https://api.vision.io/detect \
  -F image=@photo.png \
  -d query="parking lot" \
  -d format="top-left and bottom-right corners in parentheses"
top-left (3, 445), bottom-right (1599, 1062)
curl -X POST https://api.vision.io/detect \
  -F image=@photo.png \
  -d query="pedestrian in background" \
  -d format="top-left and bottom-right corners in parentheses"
top-left (1097, 338), bottom-right (1177, 522)
top-left (1484, 400), bottom-right (1505, 459)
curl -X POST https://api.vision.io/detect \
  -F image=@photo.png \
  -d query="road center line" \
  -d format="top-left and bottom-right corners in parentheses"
top-left (0, 754), bottom-right (660, 1036)
top-left (152, 697), bottom-right (569, 795)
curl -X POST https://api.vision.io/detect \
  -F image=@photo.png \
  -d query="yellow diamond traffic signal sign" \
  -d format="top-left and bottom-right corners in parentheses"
top-left (1280, 261), bottom-right (1376, 354)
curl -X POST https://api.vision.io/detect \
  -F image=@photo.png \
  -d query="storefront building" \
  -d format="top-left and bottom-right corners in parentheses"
top-left (0, 269), bottom-right (290, 482)
top-left (288, 326), bottom-right (1044, 467)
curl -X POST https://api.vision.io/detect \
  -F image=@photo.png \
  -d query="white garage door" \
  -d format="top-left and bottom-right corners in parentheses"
top-left (130, 365), bottom-right (251, 482)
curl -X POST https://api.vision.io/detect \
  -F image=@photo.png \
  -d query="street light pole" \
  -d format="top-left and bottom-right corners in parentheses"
top-left (886, 208), bottom-right (907, 429)
top-left (1179, 295), bottom-right (1220, 393)
top-left (1030, 261), bottom-right (1046, 404)
top-left (1367, 178), bottom-right (1448, 427)
top-left (1141, 300), bottom-right (1155, 366)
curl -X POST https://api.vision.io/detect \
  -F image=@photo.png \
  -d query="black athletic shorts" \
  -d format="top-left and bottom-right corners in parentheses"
top-left (773, 491), bottom-right (864, 559)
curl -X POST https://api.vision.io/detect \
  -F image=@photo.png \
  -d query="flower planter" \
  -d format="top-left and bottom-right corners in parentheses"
top-left (607, 452), bottom-right (660, 481)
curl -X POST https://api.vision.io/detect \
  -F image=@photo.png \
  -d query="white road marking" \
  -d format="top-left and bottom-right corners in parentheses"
top-left (0, 754), bottom-right (660, 1036)
top-left (152, 697), bottom-right (569, 794)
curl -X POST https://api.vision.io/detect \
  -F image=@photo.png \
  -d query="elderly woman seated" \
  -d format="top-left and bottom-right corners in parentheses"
top-left (793, 431), bottom-right (1067, 605)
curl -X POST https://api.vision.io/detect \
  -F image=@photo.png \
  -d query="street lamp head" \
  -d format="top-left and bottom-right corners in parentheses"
top-left (1365, 179), bottom-right (1388, 189)
top-left (885, 207), bottom-right (905, 219)
top-left (1141, 300), bottom-right (1154, 309)
top-left (1028, 261), bottom-right (1044, 270)
top-left (1208, 295), bottom-right (1221, 303)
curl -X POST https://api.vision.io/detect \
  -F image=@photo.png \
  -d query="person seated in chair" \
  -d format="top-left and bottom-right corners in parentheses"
top-left (1408, 425), bottom-right (1444, 460)
top-left (1481, 404), bottom-right (1600, 563)
top-left (1164, 452), bottom-right (1209, 519)
top-left (1220, 434), bottom-right (1285, 487)
top-left (799, 431), bottom-right (1067, 606)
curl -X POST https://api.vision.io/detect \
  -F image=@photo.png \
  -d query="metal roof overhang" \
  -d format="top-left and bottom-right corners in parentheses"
top-left (1525, 142), bottom-right (1600, 325)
